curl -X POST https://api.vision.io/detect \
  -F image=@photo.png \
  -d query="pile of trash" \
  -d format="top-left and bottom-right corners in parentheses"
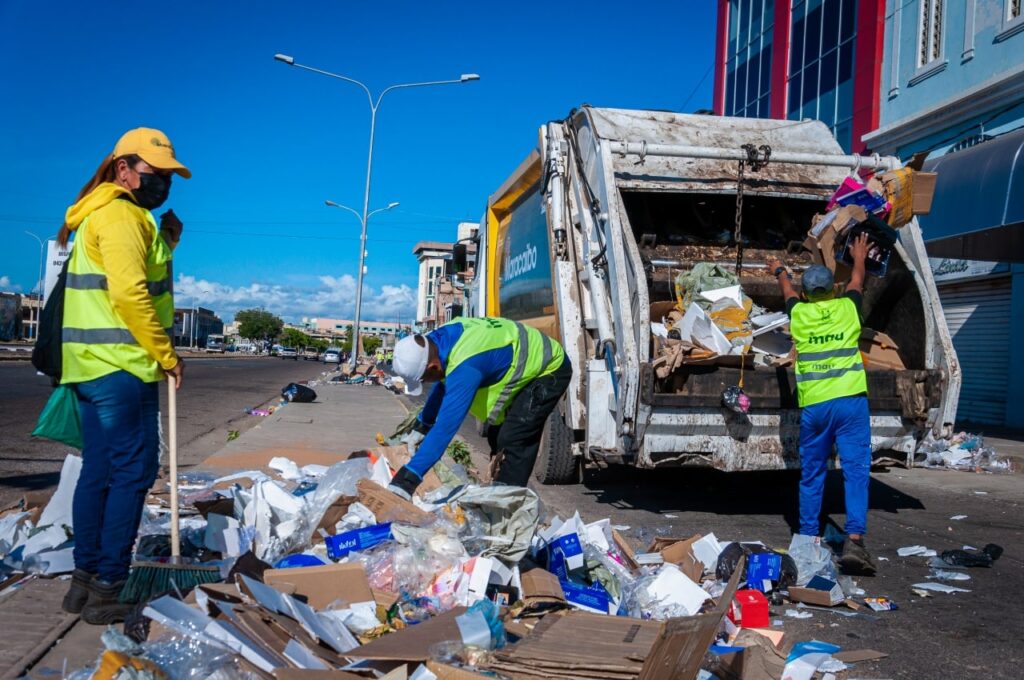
top-left (648, 167), bottom-right (935, 385)
top-left (916, 431), bottom-right (1015, 474)
top-left (1, 436), bottom-right (950, 680)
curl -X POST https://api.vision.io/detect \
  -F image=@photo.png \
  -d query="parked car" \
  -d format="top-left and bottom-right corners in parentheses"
top-left (322, 348), bottom-right (341, 364)
top-left (302, 347), bottom-right (320, 361)
top-left (279, 347), bottom-right (298, 360)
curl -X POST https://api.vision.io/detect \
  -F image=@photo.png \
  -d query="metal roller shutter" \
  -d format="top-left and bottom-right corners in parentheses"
top-left (939, 277), bottom-right (1012, 426)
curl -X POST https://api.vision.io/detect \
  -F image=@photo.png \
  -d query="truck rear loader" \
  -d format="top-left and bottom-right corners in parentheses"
top-left (465, 107), bottom-right (960, 484)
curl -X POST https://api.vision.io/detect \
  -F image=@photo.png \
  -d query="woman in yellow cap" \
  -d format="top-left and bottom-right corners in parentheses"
top-left (57, 128), bottom-right (190, 624)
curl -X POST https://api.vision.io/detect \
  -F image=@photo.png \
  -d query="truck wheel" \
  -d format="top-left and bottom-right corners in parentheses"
top-left (534, 410), bottom-right (579, 485)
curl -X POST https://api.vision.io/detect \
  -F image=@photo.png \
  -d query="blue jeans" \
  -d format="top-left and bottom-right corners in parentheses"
top-left (72, 371), bottom-right (160, 582)
top-left (798, 395), bottom-right (871, 537)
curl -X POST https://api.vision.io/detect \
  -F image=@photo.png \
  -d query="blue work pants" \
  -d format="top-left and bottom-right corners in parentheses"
top-left (798, 395), bottom-right (870, 537)
top-left (72, 371), bottom-right (161, 582)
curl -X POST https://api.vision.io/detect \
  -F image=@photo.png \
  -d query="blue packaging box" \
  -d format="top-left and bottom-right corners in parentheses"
top-left (746, 552), bottom-right (782, 591)
top-left (325, 522), bottom-right (393, 560)
top-left (560, 579), bottom-right (611, 614)
top-left (545, 532), bottom-right (584, 573)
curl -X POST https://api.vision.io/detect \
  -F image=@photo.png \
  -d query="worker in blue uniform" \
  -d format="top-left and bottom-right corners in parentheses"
top-left (769, 232), bottom-right (877, 575)
top-left (387, 317), bottom-right (571, 498)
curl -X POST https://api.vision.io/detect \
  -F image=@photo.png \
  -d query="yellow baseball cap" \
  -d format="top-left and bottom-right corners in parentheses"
top-left (112, 128), bottom-right (191, 179)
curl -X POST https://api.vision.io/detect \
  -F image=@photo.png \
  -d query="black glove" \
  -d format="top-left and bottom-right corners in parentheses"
top-left (388, 466), bottom-right (422, 501)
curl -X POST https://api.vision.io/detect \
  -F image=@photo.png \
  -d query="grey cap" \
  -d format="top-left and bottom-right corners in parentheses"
top-left (802, 265), bottom-right (835, 298)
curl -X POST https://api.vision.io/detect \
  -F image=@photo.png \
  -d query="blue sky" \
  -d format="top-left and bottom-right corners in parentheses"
top-left (0, 0), bottom-right (716, 323)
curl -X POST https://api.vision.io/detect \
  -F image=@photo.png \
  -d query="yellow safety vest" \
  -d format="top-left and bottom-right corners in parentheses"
top-left (445, 317), bottom-right (565, 426)
top-left (790, 297), bottom-right (867, 408)
top-left (61, 207), bottom-right (174, 384)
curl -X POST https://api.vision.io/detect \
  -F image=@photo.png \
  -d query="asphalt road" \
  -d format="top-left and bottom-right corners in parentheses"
top-left (399, 391), bottom-right (1023, 679)
top-left (0, 356), bottom-right (329, 506)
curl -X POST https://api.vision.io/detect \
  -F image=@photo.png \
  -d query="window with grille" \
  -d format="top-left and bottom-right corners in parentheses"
top-left (918, 0), bottom-right (944, 66)
top-left (1012, 0), bottom-right (1022, 20)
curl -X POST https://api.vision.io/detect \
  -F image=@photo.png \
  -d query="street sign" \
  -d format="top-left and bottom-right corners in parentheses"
top-left (43, 239), bottom-right (71, 304)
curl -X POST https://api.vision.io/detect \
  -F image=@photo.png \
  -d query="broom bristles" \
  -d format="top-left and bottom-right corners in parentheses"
top-left (119, 562), bottom-right (222, 604)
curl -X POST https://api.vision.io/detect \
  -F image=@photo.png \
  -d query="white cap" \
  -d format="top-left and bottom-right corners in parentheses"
top-left (392, 334), bottom-right (429, 395)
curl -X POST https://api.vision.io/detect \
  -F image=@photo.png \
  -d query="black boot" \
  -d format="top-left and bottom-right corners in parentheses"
top-left (81, 578), bottom-right (133, 625)
top-left (839, 537), bottom-right (877, 576)
top-left (61, 569), bottom-right (95, 614)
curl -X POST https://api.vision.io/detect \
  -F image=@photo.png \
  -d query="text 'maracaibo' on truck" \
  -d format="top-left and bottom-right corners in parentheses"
top-left (461, 106), bottom-right (960, 485)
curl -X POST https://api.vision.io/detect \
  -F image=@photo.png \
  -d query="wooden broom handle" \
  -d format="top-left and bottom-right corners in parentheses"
top-left (168, 379), bottom-right (180, 561)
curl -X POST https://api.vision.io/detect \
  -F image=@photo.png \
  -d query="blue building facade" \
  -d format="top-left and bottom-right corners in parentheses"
top-left (864, 0), bottom-right (1024, 429)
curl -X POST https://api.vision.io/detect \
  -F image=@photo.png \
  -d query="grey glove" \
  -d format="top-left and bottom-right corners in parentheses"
top-left (401, 429), bottom-right (425, 454)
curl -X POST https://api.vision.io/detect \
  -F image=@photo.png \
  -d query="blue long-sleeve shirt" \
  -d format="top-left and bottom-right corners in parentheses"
top-left (405, 323), bottom-right (513, 479)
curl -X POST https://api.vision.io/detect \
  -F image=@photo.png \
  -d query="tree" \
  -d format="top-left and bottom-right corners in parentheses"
top-left (236, 309), bottom-right (283, 343)
top-left (363, 336), bottom-right (382, 354)
top-left (279, 328), bottom-right (311, 348)
top-left (339, 324), bottom-right (354, 352)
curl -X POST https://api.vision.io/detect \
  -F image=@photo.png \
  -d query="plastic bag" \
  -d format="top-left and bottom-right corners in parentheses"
top-left (674, 263), bottom-right (739, 312)
top-left (941, 543), bottom-right (1003, 568)
top-left (787, 534), bottom-right (838, 586)
top-left (450, 485), bottom-right (540, 563)
top-left (31, 384), bottom-right (83, 449)
top-left (721, 385), bottom-right (750, 413)
top-left (281, 383), bottom-right (317, 403)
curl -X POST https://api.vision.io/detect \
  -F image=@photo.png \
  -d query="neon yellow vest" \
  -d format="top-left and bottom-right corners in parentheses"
top-left (61, 207), bottom-right (174, 384)
top-left (445, 317), bottom-right (565, 426)
top-left (790, 297), bottom-right (867, 408)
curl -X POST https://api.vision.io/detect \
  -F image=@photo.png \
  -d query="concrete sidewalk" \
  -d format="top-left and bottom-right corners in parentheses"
top-left (9, 382), bottom-right (409, 679)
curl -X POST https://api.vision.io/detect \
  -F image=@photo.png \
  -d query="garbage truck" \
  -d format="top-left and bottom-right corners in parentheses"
top-left (462, 106), bottom-right (960, 484)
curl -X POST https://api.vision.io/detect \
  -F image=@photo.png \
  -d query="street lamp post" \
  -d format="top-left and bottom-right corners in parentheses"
top-left (24, 232), bottom-right (45, 341)
top-left (275, 53), bottom-right (479, 368)
top-left (325, 200), bottom-right (398, 361)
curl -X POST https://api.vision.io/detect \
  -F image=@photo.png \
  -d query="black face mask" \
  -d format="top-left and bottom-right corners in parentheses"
top-left (131, 172), bottom-right (171, 210)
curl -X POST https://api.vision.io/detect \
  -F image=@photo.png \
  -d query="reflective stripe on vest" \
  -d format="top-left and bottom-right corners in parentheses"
top-left (445, 317), bottom-right (565, 426)
top-left (790, 297), bottom-right (867, 408)
top-left (61, 206), bottom-right (174, 385)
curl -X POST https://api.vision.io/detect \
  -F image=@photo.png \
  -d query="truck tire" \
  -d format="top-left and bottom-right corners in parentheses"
top-left (534, 410), bottom-right (579, 485)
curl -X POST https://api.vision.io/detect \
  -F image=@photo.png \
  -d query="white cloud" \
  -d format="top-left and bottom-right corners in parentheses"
top-left (0, 276), bottom-right (20, 292)
top-left (174, 273), bottom-right (416, 324)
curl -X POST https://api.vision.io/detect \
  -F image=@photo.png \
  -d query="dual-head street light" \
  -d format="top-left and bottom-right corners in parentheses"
top-left (275, 53), bottom-right (479, 368)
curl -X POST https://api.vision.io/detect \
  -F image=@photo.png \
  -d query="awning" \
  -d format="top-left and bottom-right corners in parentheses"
top-left (921, 126), bottom-right (1024, 262)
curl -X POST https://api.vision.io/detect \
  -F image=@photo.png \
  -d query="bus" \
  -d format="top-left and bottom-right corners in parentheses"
top-left (205, 333), bottom-right (226, 353)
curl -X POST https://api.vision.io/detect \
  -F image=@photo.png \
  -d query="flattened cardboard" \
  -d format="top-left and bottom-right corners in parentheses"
top-left (611, 529), bottom-right (639, 571)
top-left (425, 661), bottom-right (493, 679)
top-left (356, 480), bottom-right (433, 526)
top-left (520, 567), bottom-right (567, 608)
top-left (274, 671), bottom-right (366, 680)
top-left (833, 649), bottom-right (889, 663)
top-left (346, 607), bottom-right (468, 662)
top-left (264, 563), bottom-right (373, 610)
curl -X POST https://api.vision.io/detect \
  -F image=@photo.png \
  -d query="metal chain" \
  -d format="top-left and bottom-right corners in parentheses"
top-left (734, 157), bottom-right (746, 274)
top-left (733, 143), bottom-right (771, 275)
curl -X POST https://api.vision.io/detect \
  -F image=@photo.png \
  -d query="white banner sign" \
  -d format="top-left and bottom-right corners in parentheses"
top-left (43, 239), bottom-right (72, 304)
top-left (928, 257), bottom-right (1008, 284)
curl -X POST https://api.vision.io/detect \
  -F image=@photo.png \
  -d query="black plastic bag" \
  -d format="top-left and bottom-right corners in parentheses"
top-left (716, 542), bottom-right (797, 590)
top-left (282, 382), bottom-right (317, 403)
top-left (31, 257), bottom-right (70, 382)
top-left (941, 543), bottom-right (1003, 568)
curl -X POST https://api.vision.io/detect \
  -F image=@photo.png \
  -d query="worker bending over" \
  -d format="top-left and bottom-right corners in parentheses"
top-left (388, 317), bottom-right (572, 498)
top-left (769, 233), bottom-right (877, 575)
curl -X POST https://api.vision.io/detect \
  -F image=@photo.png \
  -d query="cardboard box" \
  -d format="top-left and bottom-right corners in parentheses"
top-left (745, 552), bottom-right (782, 592)
top-left (425, 661), bottom-right (493, 679)
top-left (263, 563), bottom-right (373, 610)
top-left (649, 534), bottom-right (704, 583)
top-left (729, 589), bottom-right (769, 629)
top-left (787, 575), bottom-right (845, 607)
top-left (356, 479), bottom-right (434, 526)
top-left (913, 171), bottom-right (937, 214)
top-left (859, 329), bottom-right (906, 371)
